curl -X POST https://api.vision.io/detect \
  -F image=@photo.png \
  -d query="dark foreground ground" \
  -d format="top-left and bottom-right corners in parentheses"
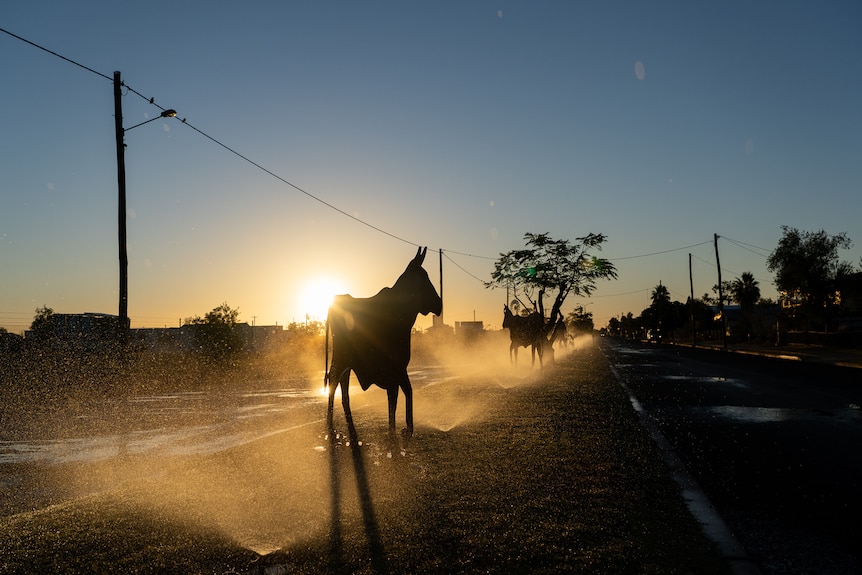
top-left (0, 345), bottom-right (728, 574)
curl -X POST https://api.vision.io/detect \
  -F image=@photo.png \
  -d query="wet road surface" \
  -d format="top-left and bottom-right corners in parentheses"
top-left (603, 338), bottom-right (862, 575)
top-left (0, 366), bottom-right (450, 516)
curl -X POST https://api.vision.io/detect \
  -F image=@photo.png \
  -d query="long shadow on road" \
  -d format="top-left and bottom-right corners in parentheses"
top-left (328, 418), bottom-right (388, 575)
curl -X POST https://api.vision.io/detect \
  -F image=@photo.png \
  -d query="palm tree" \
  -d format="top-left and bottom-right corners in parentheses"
top-left (651, 282), bottom-right (671, 307)
top-left (648, 282), bottom-right (672, 337)
top-left (730, 272), bottom-right (760, 312)
top-left (730, 272), bottom-right (761, 340)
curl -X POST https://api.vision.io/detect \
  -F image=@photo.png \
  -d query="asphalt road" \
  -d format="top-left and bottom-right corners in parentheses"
top-left (602, 338), bottom-right (862, 575)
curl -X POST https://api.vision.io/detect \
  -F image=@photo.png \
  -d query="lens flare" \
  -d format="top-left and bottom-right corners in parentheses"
top-left (298, 277), bottom-right (345, 322)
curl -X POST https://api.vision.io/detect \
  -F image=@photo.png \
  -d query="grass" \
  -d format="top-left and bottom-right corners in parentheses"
top-left (0, 345), bottom-right (729, 574)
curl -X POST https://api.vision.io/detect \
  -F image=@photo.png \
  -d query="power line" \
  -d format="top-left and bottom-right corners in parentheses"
top-left (692, 253), bottom-right (743, 280)
top-left (175, 119), bottom-right (420, 248)
top-left (3, 26), bottom-right (503, 296)
top-left (692, 254), bottom-right (716, 268)
top-left (1, 27), bottom-right (421, 248)
top-left (442, 251), bottom-right (487, 284)
top-left (0, 26), bottom-right (112, 82)
top-left (1, 28), bottom-right (772, 276)
top-left (590, 287), bottom-right (650, 298)
top-left (608, 241), bottom-right (712, 261)
top-left (3, 28), bottom-right (499, 291)
top-left (440, 249), bottom-right (497, 260)
top-left (721, 235), bottom-right (771, 258)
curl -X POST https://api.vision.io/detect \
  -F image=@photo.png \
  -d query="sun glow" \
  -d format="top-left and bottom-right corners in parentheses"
top-left (298, 277), bottom-right (345, 322)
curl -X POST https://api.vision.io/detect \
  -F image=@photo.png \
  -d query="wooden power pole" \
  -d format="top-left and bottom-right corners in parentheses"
top-left (113, 71), bottom-right (129, 344)
top-left (689, 252), bottom-right (696, 348)
top-left (438, 248), bottom-right (443, 322)
top-left (714, 233), bottom-right (727, 350)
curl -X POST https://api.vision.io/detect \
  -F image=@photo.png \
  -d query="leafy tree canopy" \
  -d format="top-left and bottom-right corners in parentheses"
top-left (566, 305), bottom-right (594, 333)
top-left (186, 302), bottom-right (243, 357)
top-left (766, 226), bottom-right (853, 311)
top-left (29, 306), bottom-right (55, 343)
top-left (486, 232), bottom-right (617, 330)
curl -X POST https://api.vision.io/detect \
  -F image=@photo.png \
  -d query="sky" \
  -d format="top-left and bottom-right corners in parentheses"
top-left (2, 1), bottom-right (861, 335)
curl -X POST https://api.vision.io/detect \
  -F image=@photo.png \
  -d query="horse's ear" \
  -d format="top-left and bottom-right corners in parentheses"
top-left (413, 246), bottom-right (426, 266)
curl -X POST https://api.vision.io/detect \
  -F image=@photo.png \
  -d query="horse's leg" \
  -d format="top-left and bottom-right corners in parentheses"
top-left (340, 370), bottom-right (353, 427)
top-left (401, 377), bottom-right (414, 437)
top-left (531, 344), bottom-right (536, 367)
top-left (386, 386), bottom-right (399, 435)
top-left (326, 369), bottom-right (337, 431)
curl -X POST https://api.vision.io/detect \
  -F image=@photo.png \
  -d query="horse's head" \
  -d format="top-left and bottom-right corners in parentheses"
top-left (502, 305), bottom-right (514, 328)
top-left (394, 247), bottom-right (442, 316)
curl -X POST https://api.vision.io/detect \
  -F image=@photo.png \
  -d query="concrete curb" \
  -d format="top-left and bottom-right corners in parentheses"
top-left (665, 341), bottom-right (862, 370)
top-left (605, 357), bottom-right (764, 575)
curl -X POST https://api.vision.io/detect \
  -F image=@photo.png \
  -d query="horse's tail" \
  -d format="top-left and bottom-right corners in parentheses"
top-left (324, 309), bottom-right (331, 393)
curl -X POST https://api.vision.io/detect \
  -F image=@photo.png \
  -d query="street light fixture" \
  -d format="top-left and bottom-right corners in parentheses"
top-left (124, 109), bottom-right (177, 132)
top-left (113, 70), bottom-right (175, 345)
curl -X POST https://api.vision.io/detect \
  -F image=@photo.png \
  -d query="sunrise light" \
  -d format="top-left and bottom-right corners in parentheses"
top-left (298, 277), bottom-right (346, 322)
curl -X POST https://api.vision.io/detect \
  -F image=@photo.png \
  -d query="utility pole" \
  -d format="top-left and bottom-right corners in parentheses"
top-left (714, 233), bottom-right (727, 350)
top-left (689, 252), bottom-right (696, 349)
top-left (113, 71), bottom-right (129, 345)
top-left (438, 248), bottom-right (444, 322)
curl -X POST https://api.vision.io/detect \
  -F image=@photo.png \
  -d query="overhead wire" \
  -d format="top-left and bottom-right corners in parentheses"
top-left (1, 27), bottom-right (772, 291)
top-left (176, 119), bottom-right (420, 248)
top-left (442, 251), bottom-right (488, 284)
top-left (721, 235), bottom-right (771, 258)
top-left (692, 254), bottom-right (716, 268)
top-left (591, 287), bottom-right (651, 298)
top-left (1, 27), bottom-right (421, 248)
top-left (607, 240), bottom-right (712, 261)
top-left (692, 253), bottom-right (741, 282)
top-left (0, 26), bottom-right (112, 82)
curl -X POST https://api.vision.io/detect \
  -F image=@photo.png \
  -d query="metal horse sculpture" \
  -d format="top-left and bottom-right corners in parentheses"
top-left (502, 304), bottom-right (545, 367)
top-left (325, 247), bottom-right (442, 437)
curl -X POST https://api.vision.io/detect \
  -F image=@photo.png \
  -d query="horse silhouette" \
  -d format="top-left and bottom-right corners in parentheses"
top-left (502, 304), bottom-right (545, 367)
top-left (325, 247), bottom-right (442, 437)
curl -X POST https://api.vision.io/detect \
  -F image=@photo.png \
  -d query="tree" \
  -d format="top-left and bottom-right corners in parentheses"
top-left (286, 319), bottom-right (326, 338)
top-left (703, 282), bottom-right (733, 307)
top-left (566, 305), bottom-right (594, 334)
top-left (766, 227), bottom-right (853, 329)
top-left (729, 272), bottom-right (760, 311)
top-left (606, 316), bottom-right (621, 337)
top-left (650, 283), bottom-right (670, 307)
top-left (187, 303), bottom-right (244, 357)
top-left (640, 282), bottom-right (673, 335)
top-left (29, 306), bottom-right (56, 344)
top-left (727, 272), bottom-right (761, 339)
top-left (686, 297), bottom-right (717, 339)
top-left (486, 232), bottom-right (617, 355)
top-left (618, 312), bottom-right (641, 339)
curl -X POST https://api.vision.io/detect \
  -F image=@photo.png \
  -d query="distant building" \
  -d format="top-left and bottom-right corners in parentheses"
top-left (24, 312), bottom-right (128, 349)
top-left (20, 311), bottom-right (293, 353)
top-left (234, 322), bottom-right (289, 352)
top-left (455, 320), bottom-right (484, 340)
top-left (130, 326), bottom-right (195, 352)
top-left (425, 314), bottom-right (454, 337)
top-left (837, 272), bottom-right (862, 315)
top-left (132, 322), bottom-right (289, 353)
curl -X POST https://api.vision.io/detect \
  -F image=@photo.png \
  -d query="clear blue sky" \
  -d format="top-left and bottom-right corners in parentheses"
top-left (2, 1), bottom-right (860, 334)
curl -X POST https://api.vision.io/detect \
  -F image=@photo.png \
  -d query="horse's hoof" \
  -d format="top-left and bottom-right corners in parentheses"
top-left (401, 428), bottom-right (413, 439)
